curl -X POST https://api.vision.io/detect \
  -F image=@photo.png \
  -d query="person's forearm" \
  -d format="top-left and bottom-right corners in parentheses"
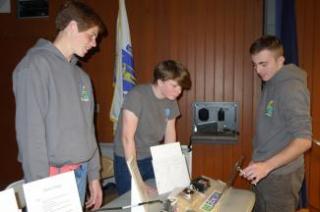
top-left (264, 138), bottom-right (312, 172)
top-left (87, 148), bottom-right (100, 182)
top-left (86, 179), bottom-right (102, 209)
top-left (164, 119), bottom-right (176, 143)
top-left (122, 137), bottom-right (137, 161)
top-left (121, 109), bottom-right (138, 161)
top-left (164, 135), bottom-right (176, 143)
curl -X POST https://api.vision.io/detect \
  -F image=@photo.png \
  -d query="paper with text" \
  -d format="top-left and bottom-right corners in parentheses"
top-left (151, 142), bottom-right (190, 194)
top-left (23, 171), bottom-right (82, 212)
top-left (0, 188), bottom-right (20, 212)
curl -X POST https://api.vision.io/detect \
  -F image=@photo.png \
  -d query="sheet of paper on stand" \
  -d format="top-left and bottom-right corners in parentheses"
top-left (126, 156), bottom-right (150, 212)
top-left (0, 188), bottom-right (21, 212)
top-left (23, 171), bottom-right (82, 212)
top-left (151, 142), bottom-right (191, 195)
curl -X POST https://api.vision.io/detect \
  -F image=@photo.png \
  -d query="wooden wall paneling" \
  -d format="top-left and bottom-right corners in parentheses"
top-left (300, 8), bottom-right (315, 190)
top-left (224, 0), bottom-right (235, 101)
top-left (296, 0), bottom-right (320, 210)
top-left (297, 0), bottom-right (315, 86)
top-left (194, 0), bottom-right (206, 101)
top-left (213, 0), bottom-right (224, 101)
top-left (167, 0), bottom-right (178, 60)
top-left (309, 0), bottom-right (320, 209)
top-left (131, 0), bottom-right (149, 83)
top-left (312, 0), bottom-right (320, 139)
top-left (309, 4), bottom-right (320, 207)
top-left (296, 0), bottom-right (311, 203)
top-left (155, 0), bottom-right (170, 62)
top-left (204, 0), bottom-right (215, 101)
top-left (192, 144), bottom-right (204, 176)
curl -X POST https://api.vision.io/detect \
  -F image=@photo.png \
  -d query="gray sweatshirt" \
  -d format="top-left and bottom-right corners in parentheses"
top-left (253, 64), bottom-right (312, 175)
top-left (13, 39), bottom-right (100, 182)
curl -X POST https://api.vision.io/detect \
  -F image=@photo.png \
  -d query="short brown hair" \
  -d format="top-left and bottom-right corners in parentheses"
top-left (249, 35), bottom-right (284, 58)
top-left (56, 0), bottom-right (105, 34)
top-left (153, 60), bottom-right (191, 90)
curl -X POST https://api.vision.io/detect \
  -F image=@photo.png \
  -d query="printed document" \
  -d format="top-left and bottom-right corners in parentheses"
top-left (151, 142), bottom-right (190, 194)
top-left (23, 171), bottom-right (82, 212)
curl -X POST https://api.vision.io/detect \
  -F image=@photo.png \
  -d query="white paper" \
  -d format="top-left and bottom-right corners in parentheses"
top-left (131, 178), bottom-right (145, 212)
top-left (23, 171), bottom-right (82, 212)
top-left (0, 188), bottom-right (20, 212)
top-left (151, 142), bottom-right (190, 194)
top-left (181, 145), bottom-right (192, 176)
top-left (127, 157), bottom-right (148, 212)
top-left (151, 142), bottom-right (183, 160)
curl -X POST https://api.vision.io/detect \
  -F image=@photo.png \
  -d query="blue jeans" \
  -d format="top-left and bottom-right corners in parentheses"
top-left (114, 154), bottom-right (155, 195)
top-left (74, 163), bottom-right (88, 206)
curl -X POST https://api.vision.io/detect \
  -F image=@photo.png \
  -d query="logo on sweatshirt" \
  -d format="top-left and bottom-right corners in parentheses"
top-left (164, 108), bottom-right (171, 119)
top-left (265, 100), bottom-right (274, 117)
top-left (80, 85), bottom-right (90, 102)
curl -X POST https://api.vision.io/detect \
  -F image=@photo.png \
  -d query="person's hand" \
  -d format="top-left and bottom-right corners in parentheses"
top-left (85, 179), bottom-right (103, 210)
top-left (239, 160), bottom-right (253, 177)
top-left (142, 182), bottom-right (157, 197)
top-left (241, 161), bottom-right (272, 185)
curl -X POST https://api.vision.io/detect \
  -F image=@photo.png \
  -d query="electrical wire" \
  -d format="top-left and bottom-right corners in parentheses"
top-left (92, 199), bottom-right (163, 211)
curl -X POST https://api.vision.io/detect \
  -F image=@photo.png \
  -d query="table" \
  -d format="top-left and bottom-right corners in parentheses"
top-left (100, 183), bottom-right (255, 211)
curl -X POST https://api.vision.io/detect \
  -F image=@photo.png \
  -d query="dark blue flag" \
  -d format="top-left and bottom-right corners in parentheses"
top-left (275, 0), bottom-right (299, 65)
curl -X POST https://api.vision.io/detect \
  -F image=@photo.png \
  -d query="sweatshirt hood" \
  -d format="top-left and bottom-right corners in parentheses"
top-left (268, 64), bottom-right (307, 86)
top-left (29, 38), bottom-right (78, 65)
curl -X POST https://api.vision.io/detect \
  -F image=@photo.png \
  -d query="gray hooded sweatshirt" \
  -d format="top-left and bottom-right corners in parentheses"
top-left (13, 39), bottom-right (100, 182)
top-left (253, 64), bottom-right (312, 175)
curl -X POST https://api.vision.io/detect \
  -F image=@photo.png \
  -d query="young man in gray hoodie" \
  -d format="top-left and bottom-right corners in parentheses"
top-left (241, 35), bottom-right (312, 212)
top-left (12, 0), bottom-right (105, 209)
